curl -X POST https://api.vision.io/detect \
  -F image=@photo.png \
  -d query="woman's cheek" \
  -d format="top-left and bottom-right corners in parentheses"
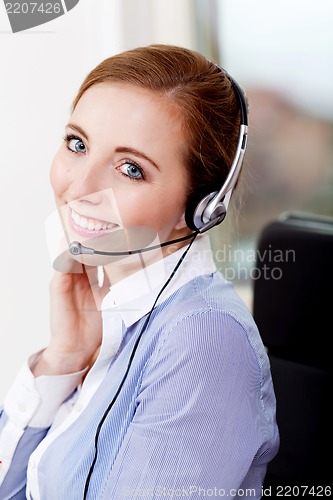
top-left (50, 155), bottom-right (70, 199)
top-left (108, 187), bottom-right (135, 222)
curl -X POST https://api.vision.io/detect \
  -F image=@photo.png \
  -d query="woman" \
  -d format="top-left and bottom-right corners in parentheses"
top-left (0, 45), bottom-right (279, 499)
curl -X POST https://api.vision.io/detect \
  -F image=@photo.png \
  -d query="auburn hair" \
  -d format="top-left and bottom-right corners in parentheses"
top-left (72, 44), bottom-right (245, 203)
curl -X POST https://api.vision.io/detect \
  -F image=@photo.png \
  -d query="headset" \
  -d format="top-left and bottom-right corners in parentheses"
top-left (185, 73), bottom-right (248, 233)
top-left (70, 71), bottom-right (248, 260)
top-left (75, 68), bottom-right (248, 499)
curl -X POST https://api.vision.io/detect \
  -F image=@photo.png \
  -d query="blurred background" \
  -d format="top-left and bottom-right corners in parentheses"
top-left (0, 0), bottom-right (332, 399)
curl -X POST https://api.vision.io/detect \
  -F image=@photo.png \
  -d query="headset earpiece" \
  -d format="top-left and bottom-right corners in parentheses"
top-left (185, 191), bottom-right (205, 231)
top-left (185, 191), bottom-right (227, 232)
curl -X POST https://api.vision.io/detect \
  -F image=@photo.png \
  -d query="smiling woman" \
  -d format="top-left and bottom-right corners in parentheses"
top-left (0, 44), bottom-right (279, 500)
top-left (51, 82), bottom-right (191, 271)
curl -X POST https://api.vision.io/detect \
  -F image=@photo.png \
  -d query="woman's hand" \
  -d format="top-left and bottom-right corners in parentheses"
top-left (34, 265), bottom-right (108, 376)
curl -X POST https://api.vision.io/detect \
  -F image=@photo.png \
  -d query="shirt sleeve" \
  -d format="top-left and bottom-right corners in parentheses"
top-left (101, 309), bottom-right (278, 499)
top-left (0, 351), bottom-right (87, 496)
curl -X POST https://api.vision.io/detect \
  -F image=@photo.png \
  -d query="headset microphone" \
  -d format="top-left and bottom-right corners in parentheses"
top-left (69, 241), bottom-right (94, 255)
top-left (53, 229), bottom-right (197, 272)
top-left (69, 232), bottom-right (197, 258)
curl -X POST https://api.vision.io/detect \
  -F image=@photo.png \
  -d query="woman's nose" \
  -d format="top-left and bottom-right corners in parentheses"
top-left (67, 162), bottom-right (106, 204)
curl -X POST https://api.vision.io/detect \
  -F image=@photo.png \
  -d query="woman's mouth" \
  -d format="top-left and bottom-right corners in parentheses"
top-left (69, 208), bottom-right (120, 236)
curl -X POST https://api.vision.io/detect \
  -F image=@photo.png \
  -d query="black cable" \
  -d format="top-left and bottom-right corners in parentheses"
top-left (83, 232), bottom-right (198, 499)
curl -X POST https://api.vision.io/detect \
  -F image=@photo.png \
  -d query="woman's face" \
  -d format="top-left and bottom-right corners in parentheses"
top-left (50, 82), bottom-right (191, 261)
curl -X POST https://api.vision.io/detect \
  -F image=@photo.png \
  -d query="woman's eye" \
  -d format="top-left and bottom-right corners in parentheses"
top-left (64, 135), bottom-right (86, 154)
top-left (119, 162), bottom-right (144, 180)
top-left (69, 138), bottom-right (86, 153)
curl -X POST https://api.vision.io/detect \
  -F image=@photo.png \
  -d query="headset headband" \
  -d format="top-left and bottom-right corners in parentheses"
top-left (186, 69), bottom-right (248, 233)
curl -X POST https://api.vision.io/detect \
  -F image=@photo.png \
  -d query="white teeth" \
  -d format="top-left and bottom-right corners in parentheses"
top-left (73, 211), bottom-right (80, 224)
top-left (71, 209), bottom-right (116, 231)
top-left (80, 217), bottom-right (88, 229)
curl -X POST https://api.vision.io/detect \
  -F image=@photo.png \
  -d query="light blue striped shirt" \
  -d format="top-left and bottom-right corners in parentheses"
top-left (0, 235), bottom-right (279, 499)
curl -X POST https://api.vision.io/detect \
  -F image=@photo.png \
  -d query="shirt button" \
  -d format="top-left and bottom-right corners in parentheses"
top-left (28, 459), bottom-right (36, 469)
top-left (74, 403), bottom-right (83, 413)
top-left (108, 346), bottom-right (119, 357)
top-left (17, 402), bottom-right (26, 413)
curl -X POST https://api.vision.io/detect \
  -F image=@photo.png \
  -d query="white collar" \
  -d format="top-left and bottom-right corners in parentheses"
top-left (101, 234), bottom-right (216, 327)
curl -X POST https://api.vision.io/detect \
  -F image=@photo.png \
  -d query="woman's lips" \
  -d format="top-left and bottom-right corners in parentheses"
top-left (68, 208), bottom-right (120, 237)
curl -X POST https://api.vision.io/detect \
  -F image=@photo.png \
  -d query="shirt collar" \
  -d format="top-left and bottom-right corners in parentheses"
top-left (101, 234), bottom-right (216, 327)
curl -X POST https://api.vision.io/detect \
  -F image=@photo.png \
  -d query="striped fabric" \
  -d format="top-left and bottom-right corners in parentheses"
top-left (0, 237), bottom-right (279, 499)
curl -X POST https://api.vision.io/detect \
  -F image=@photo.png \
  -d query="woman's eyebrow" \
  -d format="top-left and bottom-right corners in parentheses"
top-left (64, 125), bottom-right (160, 171)
top-left (66, 123), bottom-right (89, 142)
top-left (115, 147), bottom-right (160, 171)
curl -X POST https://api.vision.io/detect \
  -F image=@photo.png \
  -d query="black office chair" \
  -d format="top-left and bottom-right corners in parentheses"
top-left (252, 211), bottom-right (333, 488)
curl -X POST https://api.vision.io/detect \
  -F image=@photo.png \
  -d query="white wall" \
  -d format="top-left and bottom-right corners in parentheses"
top-left (0, 0), bottom-right (195, 400)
